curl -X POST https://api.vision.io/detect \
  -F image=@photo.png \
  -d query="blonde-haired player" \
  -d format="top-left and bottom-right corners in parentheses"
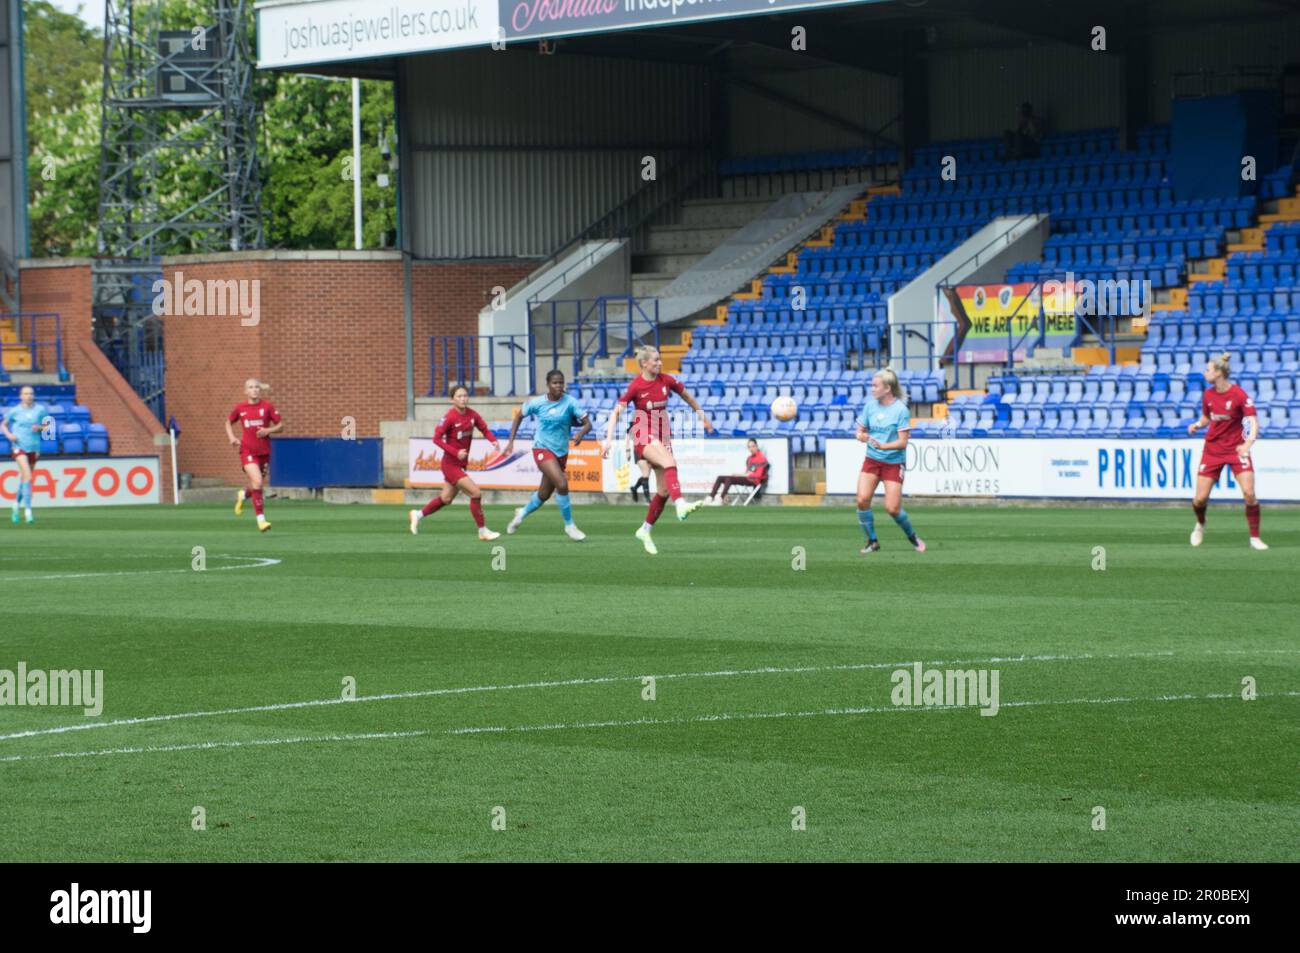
top-left (855, 368), bottom-right (924, 553)
top-left (226, 379), bottom-right (281, 532)
top-left (602, 346), bottom-right (713, 554)
top-left (1187, 353), bottom-right (1267, 550)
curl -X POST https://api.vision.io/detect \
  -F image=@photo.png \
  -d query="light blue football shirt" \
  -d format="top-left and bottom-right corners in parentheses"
top-left (858, 397), bottom-right (910, 464)
top-left (522, 393), bottom-right (588, 457)
top-left (5, 403), bottom-right (48, 454)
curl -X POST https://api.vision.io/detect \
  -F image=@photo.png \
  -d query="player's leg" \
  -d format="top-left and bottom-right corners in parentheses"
top-left (855, 470), bottom-right (881, 552)
top-left (883, 479), bottom-right (923, 552)
top-left (243, 462), bottom-right (271, 531)
top-left (411, 475), bottom-right (458, 534)
top-left (510, 464), bottom-right (555, 534)
top-left (1190, 473), bottom-right (1216, 546)
top-left (634, 460), bottom-right (667, 554)
top-left (642, 440), bottom-right (703, 521)
top-left (14, 453), bottom-right (33, 523)
top-left (1235, 469), bottom-right (1267, 550)
top-left (458, 475), bottom-right (498, 540)
top-left (541, 457), bottom-right (582, 539)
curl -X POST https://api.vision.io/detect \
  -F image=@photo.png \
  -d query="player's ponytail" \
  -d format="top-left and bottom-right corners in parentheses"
top-left (1209, 353), bottom-right (1232, 380)
top-left (876, 367), bottom-right (907, 402)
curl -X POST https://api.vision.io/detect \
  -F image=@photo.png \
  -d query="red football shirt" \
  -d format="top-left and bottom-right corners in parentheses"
top-left (229, 401), bottom-right (280, 456)
top-left (620, 373), bottom-right (684, 447)
top-left (434, 407), bottom-right (493, 460)
top-left (746, 451), bottom-right (769, 483)
top-left (1201, 384), bottom-right (1255, 457)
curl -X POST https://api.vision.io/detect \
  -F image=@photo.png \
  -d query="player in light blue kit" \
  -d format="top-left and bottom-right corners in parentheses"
top-left (504, 370), bottom-right (593, 541)
top-left (1, 386), bottom-right (50, 524)
top-left (855, 368), bottom-right (925, 554)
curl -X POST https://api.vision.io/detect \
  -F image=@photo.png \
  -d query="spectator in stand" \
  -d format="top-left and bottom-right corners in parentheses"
top-left (1004, 102), bottom-right (1043, 160)
top-left (707, 439), bottom-right (769, 504)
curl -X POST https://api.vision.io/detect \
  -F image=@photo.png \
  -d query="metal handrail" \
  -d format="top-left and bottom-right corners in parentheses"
top-left (0, 312), bottom-right (69, 383)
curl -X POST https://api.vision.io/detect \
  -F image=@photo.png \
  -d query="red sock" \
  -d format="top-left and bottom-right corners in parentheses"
top-left (422, 497), bottom-right (445, 517)
top-left (646, 494), bottom-right (667, 526)
top-left (663, 466), bottom-right (682, 501)
top-left (1192, 501), bottom-right (1207, 525)
top-left (1246, 503), bottom-right (1260, 538)
top-left (251, 489), bottom-right (264, 517)
top-left (469, 497), bottom-right (485, 529)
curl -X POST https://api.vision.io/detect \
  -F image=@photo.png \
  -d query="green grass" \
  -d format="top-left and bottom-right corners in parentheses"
top-left (0, 500), bottom-right (1296, 861)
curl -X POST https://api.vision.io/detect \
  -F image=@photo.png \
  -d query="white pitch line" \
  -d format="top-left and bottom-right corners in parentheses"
top-left (1, 555), bottom-right (281, 582)
top-left (2, 691), bottom-right (1295, 764)
top-left (1, 648), bottom-right (1296, 745)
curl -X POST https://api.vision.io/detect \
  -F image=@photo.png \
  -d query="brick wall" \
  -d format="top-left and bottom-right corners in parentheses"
top-left (159, 253), bottom-right (534, 482)
top-left (18, 261), bottom-right (175, 502)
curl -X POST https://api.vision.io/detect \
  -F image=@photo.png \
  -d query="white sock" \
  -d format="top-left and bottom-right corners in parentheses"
top-left (640, 522), bottom-right (652, 533)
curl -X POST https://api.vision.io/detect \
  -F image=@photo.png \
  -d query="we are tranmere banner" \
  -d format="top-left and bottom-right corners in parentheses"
top-left (936, 281), bottom-right (1078, 365)
top-left (826, 438), bottom-right (1300, 502)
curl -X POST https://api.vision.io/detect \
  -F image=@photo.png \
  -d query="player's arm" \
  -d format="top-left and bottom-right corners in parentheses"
top-left (0, 412), bottom-right (16, 444)
top-left (678, 388), bottom-right (714, 434)
top-left (473, 411), bottom-right (501, 451)
top-left (432, 416), bottom-right (460, 457)
top-left (504, 404), bottom-right (527, 454)
top-left (256, 413), bottom-right (284, 439)
top-left (1188, 393), bottom-right (1210, 435)
top-left (571, 414), bottom-right (593, 446)
top-left (602, 400), bottom-right (627, 456)
top-left (1238, 410), bottom-right (1259, 455)
top-left (870, 422), bottom-right (911, 452)
top-left (225, 411), bottom-right (240, 447)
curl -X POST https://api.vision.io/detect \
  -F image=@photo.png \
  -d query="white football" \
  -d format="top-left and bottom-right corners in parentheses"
top-left (770, 396), bottom-right (798, 422)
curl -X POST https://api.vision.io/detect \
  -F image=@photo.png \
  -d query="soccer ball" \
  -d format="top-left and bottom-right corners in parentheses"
top-left (770, 396), bottom-right (798, 422)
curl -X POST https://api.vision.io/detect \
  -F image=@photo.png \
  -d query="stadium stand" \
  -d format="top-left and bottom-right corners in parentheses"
top-left (0, 384), bottom-right (110, 456)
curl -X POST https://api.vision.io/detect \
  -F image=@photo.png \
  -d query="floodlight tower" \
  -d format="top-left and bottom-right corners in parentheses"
top-left (94, 0), bottom-right (263, 420)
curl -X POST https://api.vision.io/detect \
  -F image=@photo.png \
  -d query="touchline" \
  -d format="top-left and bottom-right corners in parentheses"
top-left (50, 884), bottom-right (151, 934)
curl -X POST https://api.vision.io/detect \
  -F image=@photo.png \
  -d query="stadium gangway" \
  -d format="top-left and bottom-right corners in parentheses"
top-left (529, 296), bottom-right (661, 381)
top-left (0, 312), bottom-right (70, 383)
top-left (428, 333), bottom-right (533, 398)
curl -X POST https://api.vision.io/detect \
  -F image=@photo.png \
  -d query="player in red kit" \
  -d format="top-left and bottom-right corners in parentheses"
top-left (601, 345), bottom-right (713, 554)
top-left (1187, 353), bottom-right (1267, 550)
top-left (225, 378), bottom-right (282, 532)
top-left (409, 384), bottom-right (502, 541)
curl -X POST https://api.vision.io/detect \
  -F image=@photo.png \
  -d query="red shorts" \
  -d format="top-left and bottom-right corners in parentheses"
top-left (441, 455), bottom-right (468, 484)
top-left (12, 449), bottom-right (38, 467)
top-left (533, 448), bottom-right (568, 470)
top-left (1198, 450), bottom-right (1252, 482)
top-left (861, 456), bottom-right (904, 483)
top-left (240, 451), bottom-right (270, 470)
top-left (633, 439), bottom-right (670, 460)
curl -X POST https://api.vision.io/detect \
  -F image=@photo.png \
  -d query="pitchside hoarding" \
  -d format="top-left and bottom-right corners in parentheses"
top-left (0, 457), bottom-right (162, 507)
top-left (825, 438), bottom-right (1300, 502)
top-left (256, 0), bottom-right (880, 67)
top-left (407, 436), bottom-right (790, 494)
top-left (603, 437), bottom-right (790, 495)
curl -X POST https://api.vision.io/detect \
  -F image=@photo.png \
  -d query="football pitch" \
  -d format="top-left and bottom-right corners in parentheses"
top-left (0, 501), bottom-right (1296, 862)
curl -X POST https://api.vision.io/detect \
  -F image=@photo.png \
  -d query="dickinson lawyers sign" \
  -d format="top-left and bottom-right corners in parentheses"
top-left (256, 0), bottom-right (881, 67)
top-left (825, 438), bottom-right (1300, 502)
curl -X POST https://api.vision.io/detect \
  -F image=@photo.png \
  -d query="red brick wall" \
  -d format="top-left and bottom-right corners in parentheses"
top-left (18, 262), bottom-right (175, 502)
top-left (159, 255), bottom-right (534, 481)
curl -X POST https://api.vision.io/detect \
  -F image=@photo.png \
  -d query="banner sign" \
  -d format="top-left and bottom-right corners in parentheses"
top-left (499, 0), bottom-right (874, 42)
top-left (256, 0), bottom-right (879, 66)
top-left (257, 0), bottom-right (500, 68)
top-left (408, 438), bottom-right (603, 491)
top-left (826, 438), bottom-right (1300, 502)
top-left (939, 281), bottom-right (1077, 364)
top-left (0, 457), bottom-right (162, 507)
top-left (602, 437), bottom-right (790, 495)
